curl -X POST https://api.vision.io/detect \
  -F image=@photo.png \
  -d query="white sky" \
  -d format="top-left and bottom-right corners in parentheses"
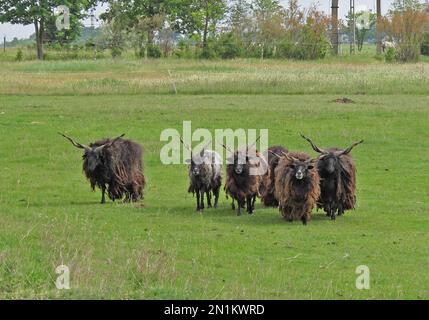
top-left (0, 0), bottom-right (398, 41)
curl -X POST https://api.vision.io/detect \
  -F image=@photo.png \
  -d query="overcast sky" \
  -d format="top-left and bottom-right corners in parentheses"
top-left (0, 0), bottom-right (398, 41)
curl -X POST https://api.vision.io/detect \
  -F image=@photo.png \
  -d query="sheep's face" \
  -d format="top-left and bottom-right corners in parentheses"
top-left (83, 148), bottom-right (104, 172)
top-left (190, 160), bottom-right (201, 176)
top-left (287, 159), bottom-right (315, 181)
top-left (318, 153), bottom-right (339, 174)
top-left (233, 153), bottom-right (248, 175)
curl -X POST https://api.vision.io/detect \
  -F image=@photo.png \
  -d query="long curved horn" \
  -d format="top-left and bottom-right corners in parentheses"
top-left (180, 137), bottom-right (193, 152)
top-left (339, 140), bottom-right (364, 155)
top-left (58, 132), bottom-right (89, 150)
top-left (219, 142), bottom-right (234, 154)
top-left (248, 135), bottom-right (261, 150)
top-left (268, 149), bottom-right (282, 158)
top-left (94, 133), bottom-right (126, 152)
top-left (300, 134), bottom-right (327, 154)
top-left (284, 153), bottom-right (299, 162)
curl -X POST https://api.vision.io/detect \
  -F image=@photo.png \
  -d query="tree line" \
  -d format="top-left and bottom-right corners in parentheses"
top-left (1, 0), bottom-right (428, 62)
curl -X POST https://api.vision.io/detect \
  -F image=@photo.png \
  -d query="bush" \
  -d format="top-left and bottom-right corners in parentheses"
top-left (110, 47), bottom-right (122, 58)
top-left (15, 48), bottom-right (23, 62)
top-left (277, 39), bottom-right (296, 59)
top-left (421, 33), bottom-right (429, 56)
top-left (147, 44), bottom-right (162, 58)
top-left (385, 47), bottom-right (396, 63)
top-left (381, 9), bottom-right (428, 62)
top-left (215, 33), bottom-right (243, 59)
top-left (173, 40), bottom-right (195, 59)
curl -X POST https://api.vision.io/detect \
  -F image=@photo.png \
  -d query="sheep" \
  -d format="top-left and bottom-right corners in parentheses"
top-left (301, 134), bottom-right (363, 220)
top-left (181, 139), bottom-right (222, 212)
top-left (260, 146), bottom-right (289, 207)
top-left (274, 152), bottom-right (320, 225)
top-left (59, 133), bottom-right (145, 204)
top-left (223, 142), bottom-right (267, 216)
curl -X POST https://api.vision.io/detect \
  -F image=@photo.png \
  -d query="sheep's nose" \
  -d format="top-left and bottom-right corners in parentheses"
top-left (296, 172), bottom-right (304, 180)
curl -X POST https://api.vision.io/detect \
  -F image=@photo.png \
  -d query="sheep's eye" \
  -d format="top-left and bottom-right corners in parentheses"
top-left (307, 165), bottom-right (314, 170)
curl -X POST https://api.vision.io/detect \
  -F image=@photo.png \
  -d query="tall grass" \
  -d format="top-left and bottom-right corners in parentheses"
top-left (0, 58), bottom-right (428, 95)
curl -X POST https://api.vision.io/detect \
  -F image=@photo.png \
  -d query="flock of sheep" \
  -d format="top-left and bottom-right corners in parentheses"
top-left (60, 132), bottom-right (363, 225)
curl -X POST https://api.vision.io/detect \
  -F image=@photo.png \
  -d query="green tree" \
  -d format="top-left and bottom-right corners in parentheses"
top-left (169, 0), bottom-right (227, 56)
top-left (101, 0), bottom-right (170, 58)
top-left (390, 0), bottom-right (423, 12)
top-left (0, 0), bottom-right (97, 59)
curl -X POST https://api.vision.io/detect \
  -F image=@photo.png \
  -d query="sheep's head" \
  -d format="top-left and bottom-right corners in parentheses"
top-left (232, 151), bottom-right (249, 175)
top-left (300, 134), bottom-right (363, 174)
top-left (285, 155), bottom-right (316, 180)
top-left (181, 138), bottom-right (211, 177)
top-left (59, 133), bottom-right (125, 172)
top-left (187, 153), bottom-right (204, 177)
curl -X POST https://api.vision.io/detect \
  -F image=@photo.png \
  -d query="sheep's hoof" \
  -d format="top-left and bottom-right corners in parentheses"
top-left (330, 214), bottom-right (336, 221)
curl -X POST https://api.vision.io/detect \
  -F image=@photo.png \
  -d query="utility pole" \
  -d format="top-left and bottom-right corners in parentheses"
top-left (350, 0), bottom-right (356, 55)
top-left (3, 36), bottom-right (5, 53)
top-left (331, 0), bottom-right (339, 55)
top-left (376, 0), bottom-right (382, 55)
top-left (90, 7), bottom-right (96, 61)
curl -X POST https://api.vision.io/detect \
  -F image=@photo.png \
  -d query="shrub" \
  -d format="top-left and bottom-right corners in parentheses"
top-left (381, 9), bottom-right (428, 62)
top-left (421, 33), bottom-right (429, 55)
top-left (200, 39), bottom-right (218, 59)
top-left (173, 40), bottom-right (195, 59)
top-left (147, 44), bottom-right (162, 58)
top-left (385, 47), bottom-right (396, 62)
top-left (15, 48), bottom-right (23, 62)
top-left (215, 33), bottom-right (243, 59)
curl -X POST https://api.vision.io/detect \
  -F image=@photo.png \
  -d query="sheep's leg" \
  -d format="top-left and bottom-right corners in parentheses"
top-left (246, 195), bottom-right (254, 214)
top-left (196, 190), bottom-right (200, 211)
top-left (236, 198), bottom-right (242, 216)
top-left (213, 187), bottom-right (219, 208)
top-left (252, 195), bottom-right (256, 210)
top-left (206, 191), bottom-right (212, 208)
top-left (301, 204), bottom-right (311, 225)
top-left (231, 198), bottom-right (235, 210)
top-left (330, 203), bottom-right (337, 220)
top-left (101, 186), bottom-right (106, 204)
top-left (200, 191), bottom-right (205, 211)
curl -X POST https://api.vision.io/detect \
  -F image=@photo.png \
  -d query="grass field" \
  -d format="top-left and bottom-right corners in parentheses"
top-left (0, 58), bottom-right (428, 299)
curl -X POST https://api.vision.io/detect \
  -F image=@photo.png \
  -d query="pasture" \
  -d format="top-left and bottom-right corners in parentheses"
top-left (0, 58), bottom-right (428, 299)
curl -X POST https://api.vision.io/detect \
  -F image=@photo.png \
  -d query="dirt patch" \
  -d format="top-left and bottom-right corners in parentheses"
top-left (332, 97), bottom-right (355, 104)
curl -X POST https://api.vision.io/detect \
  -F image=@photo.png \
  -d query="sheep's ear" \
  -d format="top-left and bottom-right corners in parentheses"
top-left (185, 158), bottom-right (192, 164)
top-left (226, 156), bottom-right (234, 163)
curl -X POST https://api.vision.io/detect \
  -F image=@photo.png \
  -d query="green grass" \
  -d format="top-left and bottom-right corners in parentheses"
top-left (0, 59), bottom-right (428, 299)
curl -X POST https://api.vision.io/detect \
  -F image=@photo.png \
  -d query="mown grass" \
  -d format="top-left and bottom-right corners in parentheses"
top-left (0, 59), bottom-right (428, 299)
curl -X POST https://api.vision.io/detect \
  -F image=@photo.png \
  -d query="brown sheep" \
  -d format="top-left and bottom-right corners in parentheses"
top-left (60, 133), bottom-right (145, 204)
top-left (301, 134), bottom-right (363, 220)
top-left (274, 152), bottom-right (320, 225)
top-left (260, 145), bottom-right (289, 207)
top-left (224, 146), bottom-right (266, 215)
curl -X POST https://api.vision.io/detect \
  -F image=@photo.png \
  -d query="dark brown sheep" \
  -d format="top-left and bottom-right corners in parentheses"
top-left (224, 146), bottom-right (266, 215)
top-left (301, 135), bottom-right (363, 220)
top-left (274, 152), bottom-right (320, 225)
top-left (260, 145), bottom-right (289, 207)
top-left (60, 133), bottom-right (145, 203)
